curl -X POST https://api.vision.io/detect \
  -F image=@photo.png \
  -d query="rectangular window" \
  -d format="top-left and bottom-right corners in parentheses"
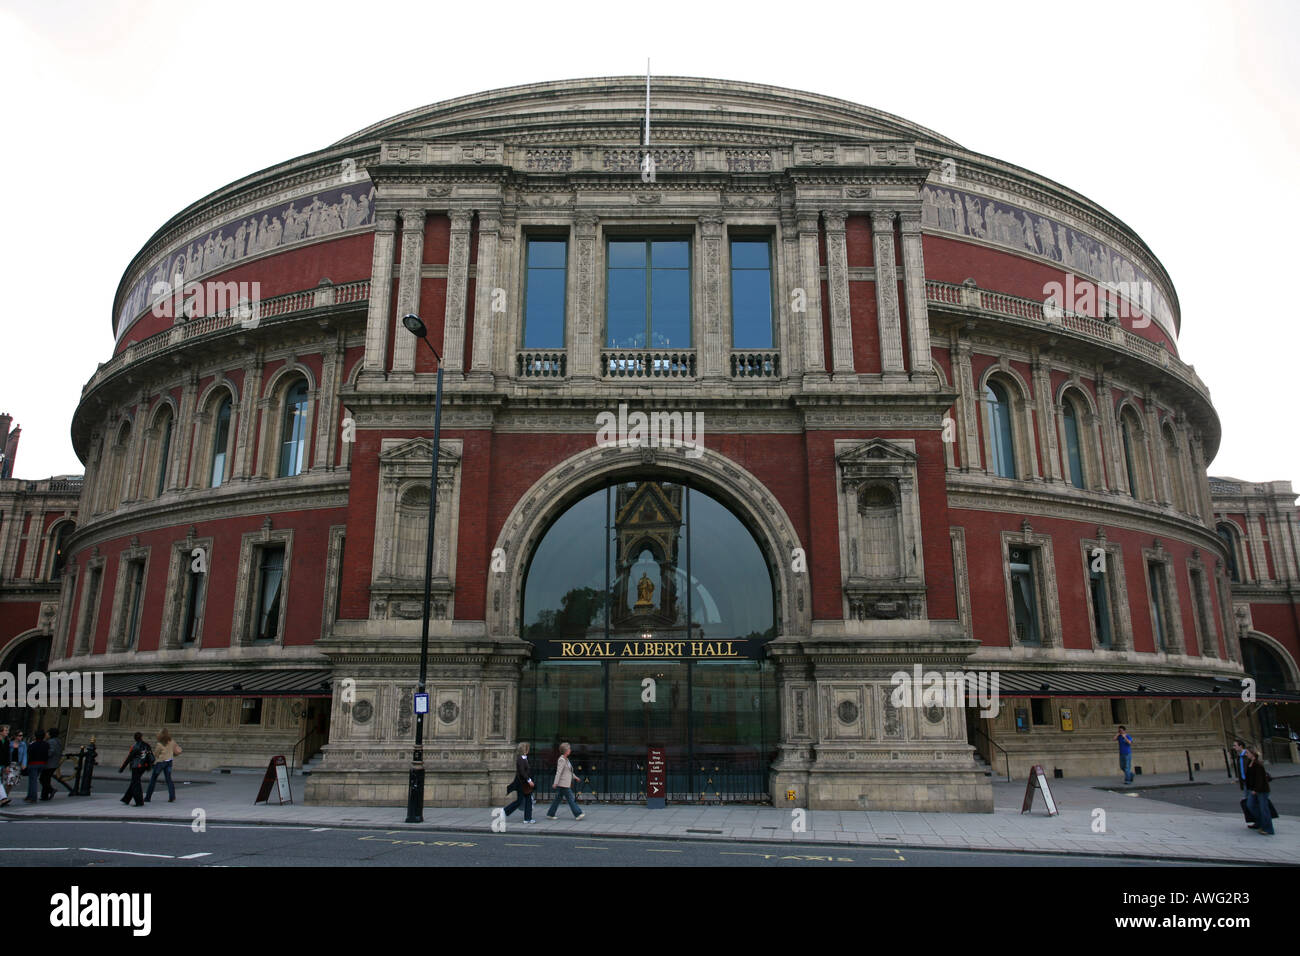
top-left (124, 559), bottom-right (146, 650)
top-left (1031, 699), bottom-right (1050, 725)
top-left (240, 697), bottom-right (263, 725)
top-left (1090, 566), bottom-right (1113, 648)
top-left (606, 238), bottom-right (691, 349)
top-left (1009, 547), bottom-right (1040, 645)
top-left (181, 567), bottom-right (204, 645)
top-left (729, 239), bottom-right (773, 348)
top-left (165, 698), bottom-right (183, 723)
top-left (255, 546), bottom-right (285, 642)
top-left (1110, 699), bottom-right (1126, 724)
top-left (108, 699), bottom-right (123, 722)
top-left (1148, 562), bottom-right (1169, 651)
top-left (522, 239), bottom-right (567, 349)
top-left (79, 566), bottom-right (102, 651)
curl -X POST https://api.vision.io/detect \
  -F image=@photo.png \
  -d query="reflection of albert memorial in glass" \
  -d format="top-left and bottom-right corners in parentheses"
top-left (612, 482), bottom-right (687, 637)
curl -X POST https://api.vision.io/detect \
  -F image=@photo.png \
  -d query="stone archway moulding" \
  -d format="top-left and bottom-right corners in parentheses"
top-left (1243, 629), bottom-right (1300, 690)
top-left (486, 442), bottom-right (810, 641)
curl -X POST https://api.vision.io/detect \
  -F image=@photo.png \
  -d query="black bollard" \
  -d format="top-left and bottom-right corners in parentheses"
top-left (70, 746), bottom-right (86, 796)
top-left (76, 740), bottom-right (97, 796)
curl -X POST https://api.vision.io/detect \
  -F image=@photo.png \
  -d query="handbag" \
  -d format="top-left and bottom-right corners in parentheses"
top-left (522, 780), bottom-right (535, 796)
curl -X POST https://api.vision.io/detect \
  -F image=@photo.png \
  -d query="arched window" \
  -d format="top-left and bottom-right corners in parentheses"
top-left (1119, 407), bottom-right (1149, 500)
top-left (983, 380), bottom-right (1016, 479)
top-left (1061, 397), bottom-right (1085, 489)
top-left (1217, 523), bottom-right (1242, 582)
top-left (103, 422), bottom-right (131, 510)
top-left (210, 397), bottom-right (232, 488)
top-left (49, 521), bottom-right (75, 581)
top-left (278, 380), bottom-right (310, 478)
top-left (395, 485), bottom-right (430, 577)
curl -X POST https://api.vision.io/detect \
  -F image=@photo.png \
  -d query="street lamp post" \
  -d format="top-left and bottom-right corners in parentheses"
top-left (402, 313), bottom-right (443, 823)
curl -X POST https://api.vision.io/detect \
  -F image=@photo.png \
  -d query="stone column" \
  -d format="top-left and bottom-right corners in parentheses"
top-left (1187, 433), bottom-right (1215, 524)
top-left (698, 215), bottom-right (727, 380)
top-left (1143, 392), bottom-right (1171, 505)
top-left (170, 372), bottom-right (198, 491)
top-left (442, 209), bottom-right (474, 374)
top-left (1245, 510), bottom-right (1269, 581)
top-left (120, 394), bottom-right (147, 502)
top-left (1031, 349), bottom-right (1060, 482)
top-left (953, 339), bottom-right (981, 472)
top-left (823, 210), bottom-right (854, 375)
top-left (469, 207), bottom-right (501, 381)
top-left (233, 353), bottom-right (263, 480)
top-left (898, 211), bottom-right (932, 376)
top-left (568, 213), bottom-right (600, 382)
top-left (391, 208), bottom-right (427, 374)
top-left (363, 210), bottom-right (398, 372)
top-left (870, 211), bottom-right (905, 378)
top-left (1095, 373), bottom-right (1123, 492)
top-left (492, 209), bottom-right (518, 378)
top-left (312, 333), bottom-right (344, 471)
top-left (795, 210), bottom-right (827, 385)
top-left (779, 210), bottom-right (802, 380)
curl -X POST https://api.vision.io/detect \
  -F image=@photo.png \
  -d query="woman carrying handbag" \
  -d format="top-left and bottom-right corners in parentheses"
top-left (503, 742), bottom-right (536, 823)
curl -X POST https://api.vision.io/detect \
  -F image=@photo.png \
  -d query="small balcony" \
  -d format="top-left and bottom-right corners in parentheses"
top-left (600, 350), bottom-right (697, 380)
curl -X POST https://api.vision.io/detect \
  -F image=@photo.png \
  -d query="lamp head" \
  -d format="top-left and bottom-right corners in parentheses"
top-left (402, 313), bottom-right (427, 337)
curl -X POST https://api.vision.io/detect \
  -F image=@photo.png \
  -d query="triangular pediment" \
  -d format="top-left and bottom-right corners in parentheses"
top-left (379, 436), bottom-right (461, 465)
top-left (835, 438), bottom-right (917, 466)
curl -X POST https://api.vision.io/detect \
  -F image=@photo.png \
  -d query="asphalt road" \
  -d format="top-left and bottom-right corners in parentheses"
top-left (0, 819), bottom-right (1218, 867)
top-left (1102, 774), bottom-right (1299, 818)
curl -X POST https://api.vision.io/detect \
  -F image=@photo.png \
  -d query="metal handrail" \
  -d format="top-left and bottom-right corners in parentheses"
top-left (969, 724), bottom-right (1012, 782)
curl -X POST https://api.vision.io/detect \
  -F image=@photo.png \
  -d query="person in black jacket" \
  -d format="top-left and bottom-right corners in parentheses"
top-left (118, 733), bottom-right (151, 807)
top-left (24, 729), bottom-right (49, 803)
top-left (1244, 747), bottom-right (1274, 836)
top-left (502, 742), bottom-right (535, 823)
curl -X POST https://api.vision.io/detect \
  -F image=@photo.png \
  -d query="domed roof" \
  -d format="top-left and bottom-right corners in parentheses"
top-left (331, 75), bottom-right (963, 150)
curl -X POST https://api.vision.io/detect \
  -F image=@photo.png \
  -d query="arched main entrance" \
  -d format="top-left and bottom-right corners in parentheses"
top-left (518, 477), bottom-right (779, 803)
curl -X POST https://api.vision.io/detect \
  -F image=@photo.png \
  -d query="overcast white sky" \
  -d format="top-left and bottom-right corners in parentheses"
top-left (1, 0), bottom-right (1296, 487)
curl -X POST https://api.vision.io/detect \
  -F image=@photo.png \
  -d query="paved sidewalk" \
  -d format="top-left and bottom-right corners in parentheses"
top-left (4, 768), bottom-right (1296, 864)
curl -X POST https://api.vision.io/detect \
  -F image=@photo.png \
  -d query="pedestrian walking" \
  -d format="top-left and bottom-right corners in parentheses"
top-left (503, 741), bottom-right (535, 823)
top-left (1244, 747), bottom-right (1275, 836)
top-left (0, 729), bottom-right (21, 804)
top-left (0, 724), bottom-right (8, 806)
top-left (144, 729), bottom-right (182, 802)
top-left (1115, 726), bottom-right (1134, 784)
top-left (545, 742), bottom-right (584, 820)
top-left (1231, 739), bottom-right (1259, 828)
top-left (118, 732), bottom-right (152, 807)
top-left (39, 729), bottom-right (68, 800)
top-left (24, 728), bottom-right (48, 803)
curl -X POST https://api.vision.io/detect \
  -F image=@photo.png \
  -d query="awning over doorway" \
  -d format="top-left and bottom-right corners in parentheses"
top-left (994, 670), bottom-right (1300, 702)
top-left (92, 668), bottom-right (334, 698)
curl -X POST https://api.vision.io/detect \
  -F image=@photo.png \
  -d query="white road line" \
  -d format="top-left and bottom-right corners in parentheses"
top-left (79, 847), bottom-right (176, 859)
top-left (310, 827), bottom-right (331, 832)
top-left (178, 852), bottom-right (212, 859)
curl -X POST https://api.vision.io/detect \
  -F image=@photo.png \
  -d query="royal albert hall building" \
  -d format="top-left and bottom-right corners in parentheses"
top-left (53, 77), bottom-right (1300, 811)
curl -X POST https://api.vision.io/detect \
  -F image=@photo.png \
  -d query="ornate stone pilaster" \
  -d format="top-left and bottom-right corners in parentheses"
top-left (779, 209), bottom-right (803, 379)
top-left (567, 213), bottom-right (600, 381)
top-left (170, 372), bottom-right (198, 491)
top-left (898, 211), bottom-right (932, 376)
top-left (491, 208), bottom-right (518, 378)
top-left (870, 210), bottom-right (905, 377)
top-left (312, 332), bottom-right (344, 470)
top-left (1095, 372), bottom-right (1122, 492)
top-left (1031, 350), bottom-right (1060, 482)
top-left (822, 210), bottom-right (854, 375)
top-left (698, 215), bottom-right (727, 379)
top-left (120, 394), bottom-right (147, 503)
top-left (441, 209), bottom-right (474, 374)
top-left (363, 210), bottom-right (398, 372)
top-left (953, 339), bottom-right (981, 471)
top-left (391, 208), bottom-right (427, 373)
top-left (232, 353), bottom-right (263, 480)
top-left (1187, 433), bottom-right (1214, 525)
top-left (795, 210), bottom-right (827, 383)
top-left (1144, 392), bottom-right (1171, 505)
top-left (469, 207), bottom-right (502, 379)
